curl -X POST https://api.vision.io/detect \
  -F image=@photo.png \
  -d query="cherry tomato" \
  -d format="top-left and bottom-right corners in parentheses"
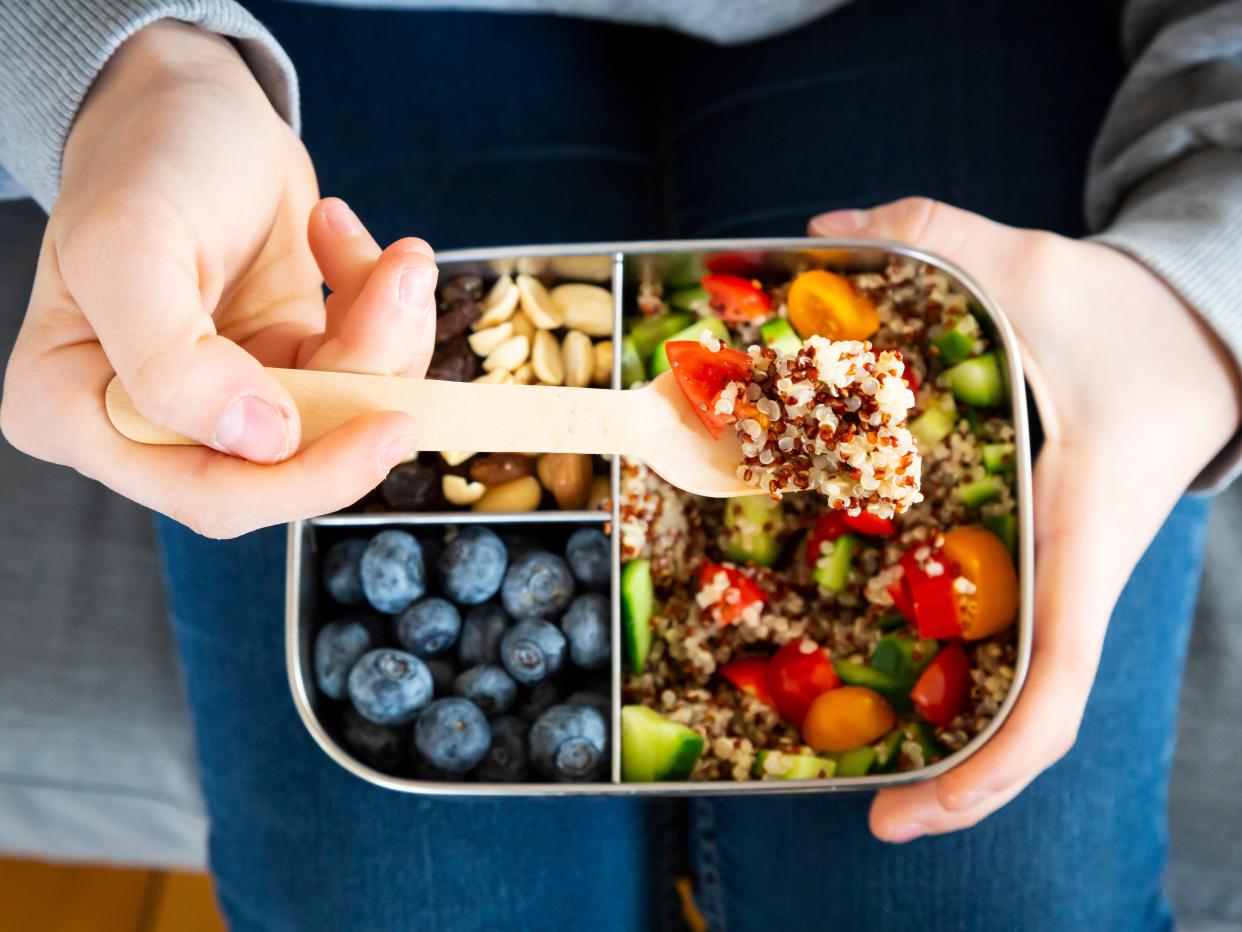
top-left (910, 643), bottom-right (971, 727)
top-left (898, 546), bottom-right (963, 639)
top-left (786, 269), bottom-right (880, 341)
top-left (720, 657), bottom-right (774, 706)
top-left (766, 639), bottom-right (841, 726)
top-left (805, 511), bottom-right (896, 568)
top-left (902, 364), bottom-right (919, 395)
top-left (697, 563), bottom-right (767, 625)
top-left (701, 274), bottom-right (773, 322)
top-left (941, 526), bottom-right (1019, 640)
top-left (665, 340), bottom-right (754, 439)
top-left (801, 686), bottom-right (897, 752)
top-left (705, 251), bottom-right (765, 277)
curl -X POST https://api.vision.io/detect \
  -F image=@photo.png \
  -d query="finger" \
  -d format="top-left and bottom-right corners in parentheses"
top-left (29, 339), bottom-right (419, 539)
top-left (303, 238), bottom-right (439, 377)
top-left (870, 776), bottom-right (1029, 843)
top-left (55, 218), bottom-right (300, 464)
top-left (808, 197), bottom-right (1029, 285)
top-left (307, 197), bottom-right (382, 317)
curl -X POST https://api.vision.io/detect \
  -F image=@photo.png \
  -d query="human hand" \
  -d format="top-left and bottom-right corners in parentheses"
top-left (809, 198), bottom-right (1241, 842)
top-left (1, 22), bottom-right (437, 538)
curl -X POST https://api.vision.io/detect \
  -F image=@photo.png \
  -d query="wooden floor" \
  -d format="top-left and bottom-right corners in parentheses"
top-left (0, 859), bottom-right (225, 932)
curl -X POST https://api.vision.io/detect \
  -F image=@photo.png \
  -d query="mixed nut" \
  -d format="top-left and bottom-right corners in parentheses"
top-left (359, 271), bottom-right (617, 514)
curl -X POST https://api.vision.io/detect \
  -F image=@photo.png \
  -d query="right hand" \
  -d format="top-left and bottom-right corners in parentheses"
top-left (0, 22), bottom-right (438, 538)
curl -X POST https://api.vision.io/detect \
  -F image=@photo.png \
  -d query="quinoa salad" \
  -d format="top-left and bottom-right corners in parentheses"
top-left (617, 256), bottom-right (1021, 783)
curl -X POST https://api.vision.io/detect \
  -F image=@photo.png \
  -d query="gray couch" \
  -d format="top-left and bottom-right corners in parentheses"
top-left (1, 198), bottom-right (1238, 923)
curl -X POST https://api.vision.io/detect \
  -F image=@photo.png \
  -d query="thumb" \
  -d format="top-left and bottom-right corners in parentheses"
top-left (808, 197), bottom-right (1027, 285)
top-left (58, 223), bottom-right (300, 464)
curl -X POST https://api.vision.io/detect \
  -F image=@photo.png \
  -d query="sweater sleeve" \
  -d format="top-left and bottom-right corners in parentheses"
top-left (1087, 0), bottom-right (1242, 493)
top-left (0, 0), bottom-right (301, 211)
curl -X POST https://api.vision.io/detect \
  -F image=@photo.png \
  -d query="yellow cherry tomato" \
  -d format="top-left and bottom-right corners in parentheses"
top-left (942, 525), bottom-right (1019, 640)
top-left (787, 269), bottom-right (881, 342)
top-left (801, 686), bottom-right (896, 752)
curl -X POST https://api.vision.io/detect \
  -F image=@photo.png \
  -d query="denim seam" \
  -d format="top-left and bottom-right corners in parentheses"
top-left (691, 798), bottom-right (727, 932)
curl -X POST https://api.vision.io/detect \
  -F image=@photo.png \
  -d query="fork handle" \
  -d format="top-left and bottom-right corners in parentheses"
top-left (105, 367), bottom-right (633, 454)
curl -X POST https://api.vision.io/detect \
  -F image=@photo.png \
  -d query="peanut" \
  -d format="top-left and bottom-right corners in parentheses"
top-left (467, 321), bottom-right (514, 357)
top-left (550, 283), bottom-right (613, 337)
top-left (472, 475), bottom-right (543, 512)
top-left (482, 334), bottom-right (530, 373)
top-left (516, 274), bottom-right (564, 329)
top-left (592, 340), bottom-right (613, 386)
top-left (536, 452), bottom-right (595, 510)
top-left (473, 274), bottom-right (519, 329)
top-left (531, 330), bottom-right (564, 385)
top-left (562, 330), bottom-right (593, 388)
top-left (443, 474), bottom-right (486, 506)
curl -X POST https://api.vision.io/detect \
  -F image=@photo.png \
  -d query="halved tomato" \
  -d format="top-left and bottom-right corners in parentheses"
top-left (665, 340), bottom-right (754, 439)
top-left (701, 274), bottom-right (773, 322)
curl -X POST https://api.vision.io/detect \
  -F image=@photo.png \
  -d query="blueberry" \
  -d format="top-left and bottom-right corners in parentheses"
top-left (347, 648), bottom-right (433, 725)
top-left (361, 531), bottom-right (426, 614)
top-left (529, 704), bottom-right (608, 782)
top-left (565, 690), bottom-right (610, 718)
top-left (516, 680), bottom-right (562, 724)
top-left (458, 603), bottom-right (509, 667)
top-left (500, 552), bottom-right (575, 620)
top-left (323, 539), bottom-right (367, 605)
top-left (439, 526), bottom-right (508, 605)
top-left (476, 716), bottom-right (530, 782)
top-left (500, 619), bottom-right (566, 685)
top-left (500, 533), bottom-right (541, 560)
top-left (565, 528), bottom-right (610, 591)
top-left (414, 698), bottom-right (490, 773)
top-left (313, 617), bottom-right (376, 700)
top-left (341, 704), bottom-right (406, 771)
top-left (424, 658), bottom-right (456, 696)
top-left (560, 593), bottom-right (610, 671)
top-left (395, 597), bottom-right (462, 657)
top-left (453, 665), bottom-right (517, 716)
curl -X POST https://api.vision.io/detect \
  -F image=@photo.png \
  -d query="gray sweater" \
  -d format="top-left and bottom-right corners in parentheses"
top-left (1, 0), bottom-right (1241, 488)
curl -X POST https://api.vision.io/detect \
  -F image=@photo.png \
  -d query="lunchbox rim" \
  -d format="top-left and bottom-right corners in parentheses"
top-left (285, 236), bottom-right (1035, 796)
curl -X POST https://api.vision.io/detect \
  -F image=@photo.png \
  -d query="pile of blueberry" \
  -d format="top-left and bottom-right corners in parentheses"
top-left (314, 523), bottom-right (612, 783)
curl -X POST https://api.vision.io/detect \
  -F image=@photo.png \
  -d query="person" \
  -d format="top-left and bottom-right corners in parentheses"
top-left (1, 1), bottom-right (1239, 928)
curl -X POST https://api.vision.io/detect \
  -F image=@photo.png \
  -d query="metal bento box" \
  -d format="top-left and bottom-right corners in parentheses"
top-left (286, 239), bottom-right (1034, 795)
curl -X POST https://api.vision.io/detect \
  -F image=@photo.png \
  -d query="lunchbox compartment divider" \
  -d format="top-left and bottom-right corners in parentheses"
top-left (610, 251), bottom-right (625, 784)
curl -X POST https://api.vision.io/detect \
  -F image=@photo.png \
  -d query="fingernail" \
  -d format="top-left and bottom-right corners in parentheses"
top-left (398, 265), bottom-right (437, 310)
top-left (947, 789), bottom-right (989, 811)
top-left (377, 432), bottom-right (419, 473)
top-left (323, 199), bottom-right (362, 236)
top-left (882, 821), bottom-right (926, 844)
top-left (811, 208), bottom-right (868, 234)
top-left (393, 238), bottom-right (436, 259)
top-left (213, 396), bottom-right (292, 463)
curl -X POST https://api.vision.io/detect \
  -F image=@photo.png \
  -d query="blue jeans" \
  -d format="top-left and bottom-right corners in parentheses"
top-left (161, 2), bottom-right (1208, 929)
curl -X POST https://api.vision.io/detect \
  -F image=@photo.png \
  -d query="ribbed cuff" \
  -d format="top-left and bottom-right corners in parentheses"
top-left (1090, 147), bottom-right (1242, 494)
top-left (0, 0), bottom-right (299, 211)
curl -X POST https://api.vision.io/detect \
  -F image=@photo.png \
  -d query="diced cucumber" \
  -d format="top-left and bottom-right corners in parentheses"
top-left (982, 442), bottom-right (1016, 474)
top-left (956, 475), bottom-right (1005, 508)
top-left (910, 408), bottom-right (956, 450)
top-left (983, 513), bottom-right (1018, 559)
top-left (621, 560), bottom-right (655, 675)
top-left (875, 612), bottom-right (908, 633)
top-left (630, 312), bottom-right (693, 360)
top-left (943, 352), bottom-right (1006, 408)
top-left (931, 313), bottom-right (980, 365)
top-left (721, 497), bottom-right (785, 567)
top-left (828, 745), bottom-right (877, 777)
top-left (875, 724), bottom-right (945, 773)
top-left (871, 635), bottom-right (939, 685)
top-left (662, 254), bottom-right (707, 288)
top-left (621, 706), bottom-right (705, 781)
top-left (650, 317), bottom-right (732, 376)
top-left (668, 286), bottom-right (711, 313)
top-left (813, 534), bottom-right (856, 593)
top-left (620, 337), bottom-right (646, 388)
top-left (752, 750), bottom-right (837, 780)
top-left (759, 317), bottom-right (803, 355)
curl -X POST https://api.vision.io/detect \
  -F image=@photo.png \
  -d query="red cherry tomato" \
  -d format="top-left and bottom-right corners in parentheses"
top-left (902, 365), bottom-right (919, 395)
top-left (766, 639), bottom-right (841, 726)
top-left (898, 547), bottom-right (963, 639)
top-left (910, 643), bottom-right (971, 727)
top-left (805, 511), bottom-right (896, 568)
top-left (720, 658), bottom-right (774, 706)
top-left (665, 340), bottom-right (754, 439)
top-left (705, 251), bottom-right (766, 277)
top-left (701, 274), bottom-right (773, 322)
top-left (697, 563), bottom-right (767, 625)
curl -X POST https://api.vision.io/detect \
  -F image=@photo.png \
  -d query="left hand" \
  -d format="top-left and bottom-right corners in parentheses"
top-left (808, 198), bottom-right (1240, 843)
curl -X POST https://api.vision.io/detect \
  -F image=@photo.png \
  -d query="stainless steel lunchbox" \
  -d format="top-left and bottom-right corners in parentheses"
top-left (286, 239), bottom-right (1034, 795)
